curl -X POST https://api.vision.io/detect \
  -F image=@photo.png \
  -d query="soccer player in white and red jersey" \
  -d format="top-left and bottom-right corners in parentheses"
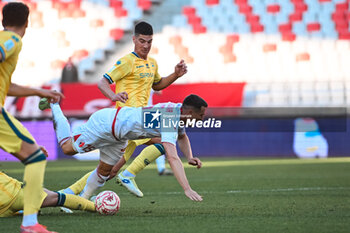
top-left (39, 94), bottom-right (206, 202)
top-left (61, 21), bottom-right (187, 198)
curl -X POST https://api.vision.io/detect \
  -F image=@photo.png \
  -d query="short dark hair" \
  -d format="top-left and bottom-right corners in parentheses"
top-left (2, 2), bottom-right (29, 28)
top-left (182, 94), bottom-right (208, 112)
top-left (134, 21), bottom-right (153, 36)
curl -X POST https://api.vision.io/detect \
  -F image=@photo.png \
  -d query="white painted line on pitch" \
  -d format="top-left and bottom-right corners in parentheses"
top-left (135, 186), bottom-right (350, 196)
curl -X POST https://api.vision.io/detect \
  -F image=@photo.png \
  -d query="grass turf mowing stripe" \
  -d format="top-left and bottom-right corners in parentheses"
top-left (2, 157), bottom-right (350, 174)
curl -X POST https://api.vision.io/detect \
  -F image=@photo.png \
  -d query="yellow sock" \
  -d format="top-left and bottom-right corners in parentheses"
top-left (127, 144), bottom-right (165, 175)
top-left (61, 193), bottom-right (95, 212)
top-left (22, 150), bottom-right (47, 216)
top-left (66, 171), bottom-right (93, 194)
top-left (123, 140), bottom-right (137, 161)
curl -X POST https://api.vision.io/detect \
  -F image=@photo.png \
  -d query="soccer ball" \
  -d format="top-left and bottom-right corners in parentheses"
top-left (95, 190), bottom-right (120, 215)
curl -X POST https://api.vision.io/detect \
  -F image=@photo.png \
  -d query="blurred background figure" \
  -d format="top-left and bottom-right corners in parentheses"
top-left (61, 57), bottom-right (78, 83)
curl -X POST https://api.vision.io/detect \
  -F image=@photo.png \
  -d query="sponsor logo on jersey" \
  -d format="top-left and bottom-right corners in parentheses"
top-left (140, 72), bottom-right (154, 78)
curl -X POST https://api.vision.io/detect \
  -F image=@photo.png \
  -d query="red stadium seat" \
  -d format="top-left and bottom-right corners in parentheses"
top-left (246, 14), bottom-right (260, 24)
top-left (238, 4), bottom-right (252, 14)
top-left (296, 53), bottom-right (310, 62)
top-left (235, 0), bottom-right (247, 5)
top-left (110, 29), bottom-right (124, 40)
top-left (72, 9), bottom-right (86, 18)
top-left (114, 8), bottom-right (128, 17)
top-left (110, 0), bottom-right (123, 8)
top-left (289, 12), bottom-right (302, 22)
top-left (73, 49), bottom-right (89, 60)
top-left (169, 36), bottom-right (182, 45)
top-left (138, 0), bottom-right (152, 11)
top-left (335, 2), bottom-right (348, 11)
top-left (294, 2), bottom-right (308, 12)
top-left (307, 23), bottom-right (321, 32)
top-left (182, 6), bottom-right (196, 16)
top-left (263, 43), bottom-right (277, 53)
top-left (267, 4), bottom-right (280, 14)
top-left (224, 53), bottom-right (236, 63)
top-left (282, 32), bottom-right (296, 41)
top-left (279, 23), bottom-right (292, 33)
top-left (226, 34), bottom-right (240, 44)
top-left (206, 0), bottom-right (219, 6)
top-left (192, 24), bottom-right (207, 34)
top-left (339, 32), bottom-right (350, 40)
top-left (250, 23), bottom-right (264, 33)
top-left (187, 15), bottom-right (202, 25)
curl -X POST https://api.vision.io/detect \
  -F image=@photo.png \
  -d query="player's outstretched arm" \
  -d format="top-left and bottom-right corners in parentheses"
top-left (163, 142), bottom-right (203, 202)
top-left (152, 60), bottom-right (188, 91)
top-left (7, 83), bottom-right (64, 103)
top-left (177, 133), bottom-right (202, 169)
top-left (97, 77), bottom-right (128, 103)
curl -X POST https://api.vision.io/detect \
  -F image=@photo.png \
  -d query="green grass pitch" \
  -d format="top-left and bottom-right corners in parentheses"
top-left (1, 157), bottom-right (350, 233)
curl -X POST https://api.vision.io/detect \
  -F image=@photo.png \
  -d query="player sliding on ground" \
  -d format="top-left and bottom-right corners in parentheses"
top-left (0, 171), bottom-right (96, 217)
top-left (39, 94), bottom-right (206, 202)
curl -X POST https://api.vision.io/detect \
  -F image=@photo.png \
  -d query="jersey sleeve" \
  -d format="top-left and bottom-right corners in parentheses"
top-left (0, 33), bottom-right (21, 62)
top-left (161, 131), bottom-right (178, 146)
top-left (153, 60), bottom-right (162, 84)
top-left (103, 57), bottom-right (132, 84)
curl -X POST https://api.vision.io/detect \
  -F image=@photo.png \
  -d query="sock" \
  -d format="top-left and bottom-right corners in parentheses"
top-left (122, 170), bottom-right (135, 178)
top-left (64, 171), bottom-right (93, 195)
top-left (22, 214), bottom-right (38, 227)
top-left (123, 140), bottom-right (137, 161)
top-left (156, 155), bottom-right (166, 173)
top-left (126, 144), bottom-right (165, 176)
top-left (22, 150), bottom-right (47, 227)
top-left (79, 169), bottom-right (109, 199)
top-left (50, 102), bottom-right (71, 146)
top-left (56, 192), bottom-right (95, 212)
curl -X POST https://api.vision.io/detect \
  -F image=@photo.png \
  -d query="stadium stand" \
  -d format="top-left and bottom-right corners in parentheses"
top-left (0, 0), bottom-right (153, 86)
top-left (146, 0), bottom-right (350, 107)
top-left (1, 0), bottom-right (349, 107)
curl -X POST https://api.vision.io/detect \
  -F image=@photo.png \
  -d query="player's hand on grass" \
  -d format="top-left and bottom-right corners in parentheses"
top-left (38, 89), bottom-right (65, 103)
top-left (188, 157), bottom-right (202, 169)
top-left (174, 59), bottom-right (187, 78)
top-left (184, 189), bottom-right (203, 202)
top-left (112, 91), bottom-right (128, 103)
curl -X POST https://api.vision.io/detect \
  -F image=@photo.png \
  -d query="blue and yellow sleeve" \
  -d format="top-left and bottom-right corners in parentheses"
top-left (0, 33), bottom-right (21, 62)
top-left (103, 57), bottom-right (132, 84)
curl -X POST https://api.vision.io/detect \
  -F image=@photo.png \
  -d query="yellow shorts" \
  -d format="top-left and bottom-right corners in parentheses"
top-left (0, 108), bottom-right (36, 154)
top-left (0, 173), bottom-right (47, 217)
top-left (123, 138), bottom-right (152, 161)
top-left (132, 138), bottom-right (151, 146)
